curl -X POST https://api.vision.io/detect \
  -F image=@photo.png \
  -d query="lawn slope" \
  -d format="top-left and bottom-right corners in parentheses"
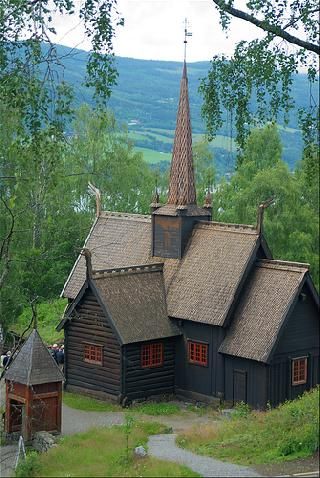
top-left (177, 387), bottom-right (319, 465)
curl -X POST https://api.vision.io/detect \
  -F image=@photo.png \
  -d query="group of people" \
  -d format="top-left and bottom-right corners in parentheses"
top-left (48, 343), bottom-right (64, 371)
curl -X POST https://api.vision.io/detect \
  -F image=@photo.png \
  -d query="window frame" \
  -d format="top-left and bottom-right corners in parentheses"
top-left (141, 342), bottom-right (163, 368)
top-left (188, 340), bottom-right (208, 367)
top-left (83, 342), bottom-right (103, 366)
top-left (292, 357), bottom-right (307, 385)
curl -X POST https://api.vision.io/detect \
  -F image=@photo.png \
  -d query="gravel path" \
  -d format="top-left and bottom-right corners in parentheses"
top-left (148, 433), bottom-right (261, 478)
top-left (0, 445), bottom-right (17, 478)
top-left (61, 404), bottom-right (124, 435)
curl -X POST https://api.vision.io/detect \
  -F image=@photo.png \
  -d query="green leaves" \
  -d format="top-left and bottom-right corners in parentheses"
top-left (213, 124), bottom-right (319, 289)
top-left (204, 1), bottom-right (319, 166)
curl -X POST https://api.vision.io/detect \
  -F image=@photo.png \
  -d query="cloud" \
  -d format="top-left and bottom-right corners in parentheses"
top-left (51, 0), bottom-right (264, 62)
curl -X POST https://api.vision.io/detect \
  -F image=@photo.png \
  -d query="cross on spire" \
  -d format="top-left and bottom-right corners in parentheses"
top-left (167, 22), bottom-right (196, 207)
top-left (184, 18), bottom-right (192, 62)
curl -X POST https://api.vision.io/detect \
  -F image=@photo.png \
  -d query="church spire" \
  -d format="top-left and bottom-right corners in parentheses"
top-left (151, 22), bottom-right (211, 259)
top-left (167, 59), bottom-right (196, 206)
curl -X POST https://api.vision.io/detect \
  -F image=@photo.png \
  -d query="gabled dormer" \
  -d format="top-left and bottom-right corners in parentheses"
top-left (152, 62), bottom-right (211, 259)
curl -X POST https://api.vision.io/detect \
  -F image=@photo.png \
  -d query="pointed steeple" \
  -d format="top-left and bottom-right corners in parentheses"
top-left (151, 44), bottom-right (211, 259)
top-left (167, 61), bottom-right (196, 206)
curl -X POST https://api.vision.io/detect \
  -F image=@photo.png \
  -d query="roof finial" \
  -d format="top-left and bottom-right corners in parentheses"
top-left (184, 18), bottom-right (192, 63)
top-left (81, 248), bottom-right (93, 279)
top-left (256, 197), bottom-right (275, 234)
top-left (150, 179), bottom-right (161, 212)
top-left (88, 182), bottom-right (101, 217)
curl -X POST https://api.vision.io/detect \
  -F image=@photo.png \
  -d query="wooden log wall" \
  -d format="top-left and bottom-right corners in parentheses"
top-left (124, 339), bottom-right (175, 400)
top-left (66, 290), bottom-right (121, 398)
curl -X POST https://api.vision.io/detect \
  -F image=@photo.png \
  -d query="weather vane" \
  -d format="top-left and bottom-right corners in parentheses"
top-left (184, 18), bottom-right (192, 62)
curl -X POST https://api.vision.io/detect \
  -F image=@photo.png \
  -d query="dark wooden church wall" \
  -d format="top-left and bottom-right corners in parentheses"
top-left (224, 356), bottom-right (268, 409)
top-left (66, 290), bottom-right (121, 398)
top-left (268, 286), bottom-right (319, 406)
top-left (123, 339), bottom-right (175, 400)
top-left (175, 321), bottom-right (225, 398)
top-left (273, 287), bottom-right (319, 356)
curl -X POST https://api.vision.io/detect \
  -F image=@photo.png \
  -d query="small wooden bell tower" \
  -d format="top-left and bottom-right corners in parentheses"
top-left (3, 329), bottom-right (64, 441)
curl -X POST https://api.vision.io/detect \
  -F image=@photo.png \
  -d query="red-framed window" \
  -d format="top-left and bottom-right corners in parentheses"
top-left (141, 343), bottom-right (163, 368)
top-left (292, 357), bottom-right (307, 385)
top-left (84, 343), bottom-right (103, 365)
top-left (188, 341), bottom-right (208, 366)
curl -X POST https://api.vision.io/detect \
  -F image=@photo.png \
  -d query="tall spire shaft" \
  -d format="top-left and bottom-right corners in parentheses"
top-left (167, 61), bottom-right (197, 206)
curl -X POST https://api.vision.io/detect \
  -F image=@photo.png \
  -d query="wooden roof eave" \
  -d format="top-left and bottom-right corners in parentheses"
top-left (60, 217), bottom-right (99, 298)
top-left (264, 271), bottom-right (310, 364)
top-left (260, 233), bottom-right (273, 259)
top-left (222, 235), bottom-right (261, 329)
top-left (89, 278), bottom-right (124, 346)
top-left (56, 280), bottom-right (89, 331)
top-left (305, 273), bottom-right (320, 308)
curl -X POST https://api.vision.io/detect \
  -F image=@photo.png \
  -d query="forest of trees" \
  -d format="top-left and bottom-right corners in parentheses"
top-left (0, 0), bottom-right (319, 335)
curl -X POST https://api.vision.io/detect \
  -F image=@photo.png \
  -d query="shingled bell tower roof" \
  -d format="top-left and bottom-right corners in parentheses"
top-left (4, 329), bottom-right (64, 386)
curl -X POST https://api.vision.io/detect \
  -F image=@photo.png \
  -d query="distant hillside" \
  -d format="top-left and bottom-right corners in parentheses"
top-left (55, 44), bottom-right (317, 175)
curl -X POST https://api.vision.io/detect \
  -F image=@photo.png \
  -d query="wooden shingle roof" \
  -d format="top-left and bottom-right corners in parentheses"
top-left (62, 212), bottom-right (152, 299)
top-left (91, 264), bottom-right (180, 344)
top-left (219, 260), bottom-right (311, 363)
top-left (62, 213), bottom-right (263, 327)
top-left (166, 222), bottom-right (259, 326)
top-left (4, 329), bottom-right (64, 385)
top-left (167, 61), bottom-right (196, 206)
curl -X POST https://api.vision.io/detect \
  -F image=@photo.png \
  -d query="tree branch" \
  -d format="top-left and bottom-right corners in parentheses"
top-left (212, 0), bottom-right (320, 54)
top-left (0, 197), bottom-right (15, 289)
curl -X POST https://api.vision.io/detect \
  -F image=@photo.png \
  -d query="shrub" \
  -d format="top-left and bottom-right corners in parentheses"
top-left (15, 451), bottom-right (39, 478)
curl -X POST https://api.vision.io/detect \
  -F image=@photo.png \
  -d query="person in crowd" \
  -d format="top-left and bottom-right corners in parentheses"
top-left (51, 344), bottom-right (59, 364)
top-left (56, 345), bottom-right (64, 372)
top-left (2, 351), bottom-right (12, 367)
top-left (0, 352), bottom-right (7, 368)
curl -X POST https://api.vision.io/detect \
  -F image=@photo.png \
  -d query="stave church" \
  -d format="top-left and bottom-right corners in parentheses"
top-left (57, 58), bottom-right (319, 409)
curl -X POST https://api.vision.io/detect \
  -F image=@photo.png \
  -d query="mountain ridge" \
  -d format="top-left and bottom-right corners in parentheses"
top-left (54, 44), bottom-right (317, 173)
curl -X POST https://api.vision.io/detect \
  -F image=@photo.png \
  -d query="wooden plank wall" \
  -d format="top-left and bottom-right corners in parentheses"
top-left (66, 290), bottom-right (121, 397)
top-left (124, 339), bottom-right (175, 400)
top-left (224, 356), bottom-right (268, 409)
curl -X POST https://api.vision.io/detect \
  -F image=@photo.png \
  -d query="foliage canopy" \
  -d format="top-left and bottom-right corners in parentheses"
top-left (201, 1), bottom-right (319, 163)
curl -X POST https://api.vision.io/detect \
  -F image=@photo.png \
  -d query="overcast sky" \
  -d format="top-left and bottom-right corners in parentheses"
top-left (52, 0), bottom-right (264, 62)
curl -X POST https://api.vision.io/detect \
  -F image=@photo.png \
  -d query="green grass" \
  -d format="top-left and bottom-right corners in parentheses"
top-left (18, 422), bottom-right (200, 477)
top-left (63, 393), bottom-right (181, 416)
top-left (63, 392), bottom-right (121, 412)
top-left (12, 299), bottom-right (66, 345)
top-left (129, 131), bottom-right (173, 143)
top-left (135, 147), bottom-right (171, 164)
top-left (63, 391), bottom-right (220, 419)
top-left (177, 387), bottom-right (320, 466)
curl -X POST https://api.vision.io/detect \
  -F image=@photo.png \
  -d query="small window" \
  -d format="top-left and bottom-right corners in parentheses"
top-left (141, 343), bottom-right (163, 368)
top-left (188, 341), bottom-right (208, 366)
top-left (84, 343), bottom-right (103, 365)
top-left (292, 357), bottom-right (307, 385)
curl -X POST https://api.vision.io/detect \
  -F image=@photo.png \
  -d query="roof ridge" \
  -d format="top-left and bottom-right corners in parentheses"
top-left (100, 211), bottom-right (151, 221)
top-left (195, 221), bottom-right (257, 234)
top-left (93, 262), bottom-right (164, 279)
top-left (257, 259), bottom-right (309, 272)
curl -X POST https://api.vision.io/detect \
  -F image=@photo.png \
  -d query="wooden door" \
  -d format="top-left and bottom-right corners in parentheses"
top-left (233, 370), bottom-right (247, 404)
